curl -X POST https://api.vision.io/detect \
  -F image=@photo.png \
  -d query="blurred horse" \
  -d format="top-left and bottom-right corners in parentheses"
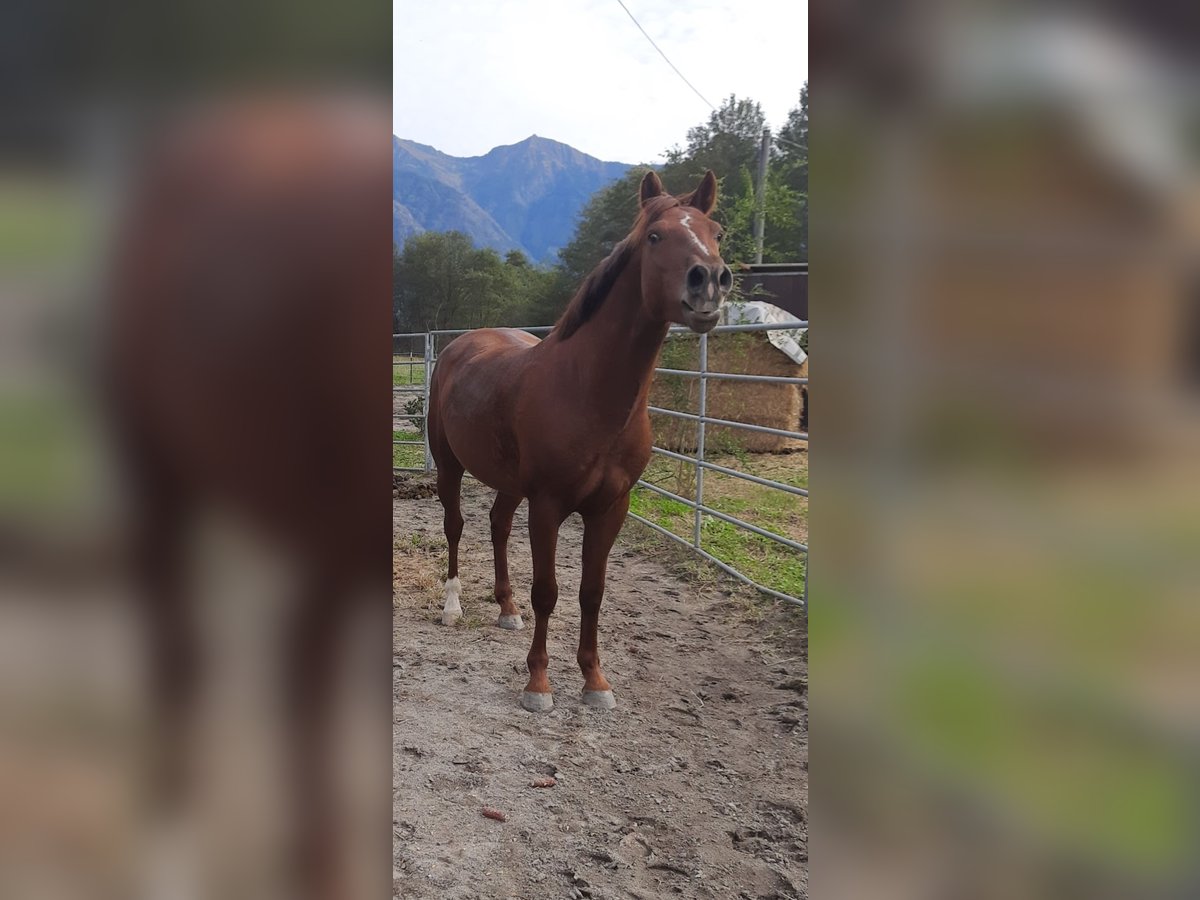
top-left (105, 96), bottom-right (390, 899)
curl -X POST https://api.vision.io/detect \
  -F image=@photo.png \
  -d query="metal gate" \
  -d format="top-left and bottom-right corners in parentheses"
top-left (394, 321), bottom-right (808, 606)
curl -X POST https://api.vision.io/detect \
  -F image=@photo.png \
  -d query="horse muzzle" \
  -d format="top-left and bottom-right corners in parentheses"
top-left (682, 263), bottom-right (732, 332)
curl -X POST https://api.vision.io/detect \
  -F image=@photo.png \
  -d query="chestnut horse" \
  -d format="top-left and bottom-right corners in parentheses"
top-left (428, 170), bottom-right (732, 712)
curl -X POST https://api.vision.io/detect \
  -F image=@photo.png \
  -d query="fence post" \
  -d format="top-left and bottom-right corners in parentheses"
top-left (693, 332), bottom-right (708, 549)
top-left (423, 332), bottom-right (433, 472)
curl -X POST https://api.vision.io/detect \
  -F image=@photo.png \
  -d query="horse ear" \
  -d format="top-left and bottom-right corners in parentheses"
top-left (685, 170), bottom-right (718, 214)
top-left (639, 170), bottom-right (665, 207)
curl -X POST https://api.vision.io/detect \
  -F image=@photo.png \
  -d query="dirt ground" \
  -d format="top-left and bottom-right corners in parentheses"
top-left (393, 476), bottom-right (808, 900)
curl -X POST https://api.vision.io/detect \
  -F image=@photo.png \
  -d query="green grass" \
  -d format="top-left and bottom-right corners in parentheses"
top-left (393, 430), bottom-right (425, 469)
top-left (629, 452), bottom-right (808, 600)
top-left (393, 356), bottom-right (426, 387)
top-left (0, 177), bottom-right (89, 269)
top-left (394, 356), bottom-right (426, 468)
top-left (0, 388), bottom-right (94, 514)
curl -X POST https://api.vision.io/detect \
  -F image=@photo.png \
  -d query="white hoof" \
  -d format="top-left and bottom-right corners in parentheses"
top-left (440, 577), bottom-right (462, 626)
top-left (496, 614), bottom-right (524, 630)
top-left (582, 690), bottom-right (616, 709)
top-left (521, 691), bottom-right (554, 712)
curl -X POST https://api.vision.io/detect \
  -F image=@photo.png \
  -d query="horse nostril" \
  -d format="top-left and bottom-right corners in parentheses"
top-left (686, 265), bottom-right (707, 293)
top-left (717, 265), bottom-right (733, 292)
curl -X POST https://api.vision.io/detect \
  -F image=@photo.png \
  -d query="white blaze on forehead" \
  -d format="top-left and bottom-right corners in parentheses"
top-left (679, 213), bottom-right (711, 258)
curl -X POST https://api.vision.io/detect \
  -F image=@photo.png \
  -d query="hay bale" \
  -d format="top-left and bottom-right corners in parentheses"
top-left (649, 332), bottom-right (807, 453)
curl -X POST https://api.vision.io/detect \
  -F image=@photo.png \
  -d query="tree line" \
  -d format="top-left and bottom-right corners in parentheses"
top-left (394, 85), bottom-right (807, 334)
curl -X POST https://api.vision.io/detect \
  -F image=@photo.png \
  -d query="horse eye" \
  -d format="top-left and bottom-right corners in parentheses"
top-left (648, 233), bottom-right (660, 244)
top-left (715, 232), bottom-right (723, 242)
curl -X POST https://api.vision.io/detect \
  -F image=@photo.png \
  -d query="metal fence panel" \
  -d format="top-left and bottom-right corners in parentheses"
top-left (392, 332), bottom-right (430, 473)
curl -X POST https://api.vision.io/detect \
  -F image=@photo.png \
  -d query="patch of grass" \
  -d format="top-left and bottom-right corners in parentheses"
top-left (629, 450), bottom-right (808, 601)
top-left (0, 388), bottom-right (92, 513)
top-left (700, 517), bottom-right (807, 598)
top-left (456, 610), bottom-right (490, 630)
top-left (407, 532), bottom-right (437, 550)
top-left (0, 177), bottom-right (88, 268)
top-left (629, 490), bottom-right (691, 530)
top-left (393, 430), bottom-right (425, 469)
top-left (393, 355), bottom-right (427, 387)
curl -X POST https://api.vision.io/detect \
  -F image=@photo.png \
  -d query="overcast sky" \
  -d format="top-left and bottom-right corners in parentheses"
top-left (393, 0), bottom-right (808, 163)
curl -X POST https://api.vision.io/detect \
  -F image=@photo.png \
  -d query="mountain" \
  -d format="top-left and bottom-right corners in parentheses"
top-left (393, 135), bottom-right (632, 263)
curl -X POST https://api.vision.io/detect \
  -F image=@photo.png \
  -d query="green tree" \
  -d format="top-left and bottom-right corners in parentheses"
top-left (393, 231), bottom-right (563, 331)
top-left (720, 166), bottom-right (802, 265)
top-left (555, 168), bottom-right (647, 286)
top-left (554, 92), bottom-right (806, 274)
top-left (774, 83), bottom-right (808, 260)
top-left (518, 265), bottom-right (576, 327)
top-left (393, 231), bottom-right (475, 331)
top-left (669, 94), bottom-right (767, 177)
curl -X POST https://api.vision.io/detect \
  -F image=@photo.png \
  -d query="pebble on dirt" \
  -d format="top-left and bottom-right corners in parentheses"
top-left (530, 776), bottom-right (557, 788)
top-left (482, 807), bottom-right (507, 822)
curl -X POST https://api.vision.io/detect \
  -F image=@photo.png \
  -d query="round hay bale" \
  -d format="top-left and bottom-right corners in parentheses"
top-left (649, 332), bottom-right (806, 454)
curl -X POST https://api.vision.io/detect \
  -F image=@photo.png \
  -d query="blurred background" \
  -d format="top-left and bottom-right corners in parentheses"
top-left (0, 1), bottom-right (391, 898)
top-left (811, 1), bottom-right (1199, 898)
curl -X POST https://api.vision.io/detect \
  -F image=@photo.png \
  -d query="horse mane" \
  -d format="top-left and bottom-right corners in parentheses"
top-left (553, 194), bottom-right (682, 340)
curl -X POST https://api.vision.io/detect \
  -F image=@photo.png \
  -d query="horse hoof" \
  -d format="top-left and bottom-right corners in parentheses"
top-left (496, 614), bottom-right (524, 630)
top-left (582, 690), bottom-right (617, 710)
top-left (441, 610), bottom-right (462, 626)
top-left (520, 691), bottom-right (554, 712)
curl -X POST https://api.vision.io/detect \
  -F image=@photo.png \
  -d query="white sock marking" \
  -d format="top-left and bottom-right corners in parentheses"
top-left (441, 576), bottom-right (462, 624)
top-left (680, 213), bottom-right (711, 258)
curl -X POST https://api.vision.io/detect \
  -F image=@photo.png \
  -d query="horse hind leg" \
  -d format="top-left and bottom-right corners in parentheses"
top-left (490, 492), bottom-right (523, 630)
top-left (435, 458), bottom-right (466, 626)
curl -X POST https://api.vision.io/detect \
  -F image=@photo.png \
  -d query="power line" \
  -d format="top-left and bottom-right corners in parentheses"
top-left (614, 0), bottom-right (715, 111)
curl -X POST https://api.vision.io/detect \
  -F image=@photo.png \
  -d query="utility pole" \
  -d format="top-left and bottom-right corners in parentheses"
top-left (753, 126), bottom-right (770, 264)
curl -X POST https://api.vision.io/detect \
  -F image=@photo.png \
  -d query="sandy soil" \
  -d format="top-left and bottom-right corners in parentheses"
top-left (393, 476), bottom-right (807, 899)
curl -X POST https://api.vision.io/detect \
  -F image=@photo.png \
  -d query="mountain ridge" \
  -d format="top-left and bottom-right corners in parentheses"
top-left (392, 135), bottom-right (633, 263)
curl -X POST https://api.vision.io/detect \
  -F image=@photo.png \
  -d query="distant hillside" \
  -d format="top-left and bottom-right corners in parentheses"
top-left (392, 135), bottom-right (632, 263)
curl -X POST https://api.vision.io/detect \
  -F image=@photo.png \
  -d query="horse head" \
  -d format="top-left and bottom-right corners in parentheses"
top-left (637, 170), bottom-right (733, 334)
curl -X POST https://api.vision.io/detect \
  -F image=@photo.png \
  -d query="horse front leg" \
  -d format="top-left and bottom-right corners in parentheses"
top-left (577, 494), bottom-right (629, 709)
top-left (521, 498), bottom-right (562, 712)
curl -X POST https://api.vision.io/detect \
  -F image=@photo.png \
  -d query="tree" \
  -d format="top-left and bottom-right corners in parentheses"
top-left (393, 231), bottom-right (562, 331)
top-left (393, 231), bottom-right (474, 332)
top-left (556, 168), bottom-right (646, 286)
top-left (774, 83), bottom-right (808, 260)
top-left (664, 95), bottom-right (767, 245)
top-left (556, 92), bottom-right (806, 271)
top-left (669, 95), bottom-right (767, 178)
top-left (720, 166), bottom-right (802, 266)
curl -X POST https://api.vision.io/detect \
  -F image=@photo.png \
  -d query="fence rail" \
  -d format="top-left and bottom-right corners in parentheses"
top-left (394, 320), bottom-right (808, 606)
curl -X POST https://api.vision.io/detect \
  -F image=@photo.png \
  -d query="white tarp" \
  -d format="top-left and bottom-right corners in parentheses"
top-left (723, 301), bottom-right (807, 365)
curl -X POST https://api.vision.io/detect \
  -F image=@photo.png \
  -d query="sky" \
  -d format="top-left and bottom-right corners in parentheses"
top-left (393, 0), bottom-right (808, 163)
